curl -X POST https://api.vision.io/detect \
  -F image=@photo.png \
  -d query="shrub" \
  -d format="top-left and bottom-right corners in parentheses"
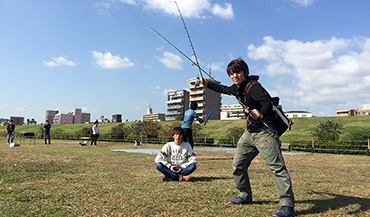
top-left (80, 127), bottom-right (92, 137)
top-left (110, 123), bottom-right (129, 139)
top-left (311, 120), bottom-right (342, 141)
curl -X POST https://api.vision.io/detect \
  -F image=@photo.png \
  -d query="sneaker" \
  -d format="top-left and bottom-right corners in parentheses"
top-left (273, 206), bottom-right (295, 217)
top-left (162, 175), bottom-right (172, 181)
top-left (180, 175), bottom-right (191, 182)
top-left (229, 196), bottom-right (252, 205)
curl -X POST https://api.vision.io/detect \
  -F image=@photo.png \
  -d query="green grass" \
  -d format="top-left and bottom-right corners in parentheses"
top-left (1, 115), bottom-right (370, 143)
top-left (1, 139), bottom-right (370, 216)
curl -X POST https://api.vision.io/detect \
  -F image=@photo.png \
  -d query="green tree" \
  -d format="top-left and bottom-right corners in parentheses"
top-left (110, 123), bottom-right (129, 139)
top-left (311, 120), bottom-right (342, 141)
top-left (80, 126), bottom-right (92, 137)
top-left (158, 122), bottom-right (181, 141)
top-left (130, 121), bottom-right (162, 137)
top-left (226, 126), bottom-right (245, 140)
top-left (36, 125), bottom-right (44, 137)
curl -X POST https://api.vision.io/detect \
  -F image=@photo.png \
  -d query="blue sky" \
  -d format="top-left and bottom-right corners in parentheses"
top-left (1, 0), bottom-right (370, 123)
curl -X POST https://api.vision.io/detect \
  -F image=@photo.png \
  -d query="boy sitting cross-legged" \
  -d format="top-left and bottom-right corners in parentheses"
top-left (155, 127), bottom-right (197, 181)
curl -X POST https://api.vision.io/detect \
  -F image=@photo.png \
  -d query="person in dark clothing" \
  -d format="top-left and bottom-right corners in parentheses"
top-left (202, 58), bottom-right (295, 217)
top-left (6, 120), bottom-right (15, 144)
top-left (44, 120), bottom-right (51, 144)
top-left (181, 102), bottom-right (207, 149)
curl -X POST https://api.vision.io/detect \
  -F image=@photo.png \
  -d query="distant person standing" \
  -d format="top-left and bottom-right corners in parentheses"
top-left (91, 121), bottom-right (100, 146)
top-left (181, 102), bottom-right (207, 149)
top-left (6, 120), bottom-right (15, 144)
top-left (44, 120), bottom-right (51, 144)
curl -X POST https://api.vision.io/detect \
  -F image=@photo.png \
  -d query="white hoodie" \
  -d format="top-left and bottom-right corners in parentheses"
top-left (155, 141), bottom-right (197, 169)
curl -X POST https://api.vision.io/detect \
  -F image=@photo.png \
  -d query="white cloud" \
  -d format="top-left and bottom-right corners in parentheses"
top-left (291, 0), bottom-right (315, 7)
top-left (43, 56), bottom-right (77, 67)
top-left (92, 51), bottom-right (134, 69)
top-left (157, 51), bottom-right (183, 69)
top-left (115, 0), bottom-right (234, 19)
top-left (247, 36), bottom-right (370, 116)
top-left (117, 0), bottom-right (137, 5)
top-left (211, 3), bottom-right (234, 19)
top-left (207, 62), bottom-right (224, 72)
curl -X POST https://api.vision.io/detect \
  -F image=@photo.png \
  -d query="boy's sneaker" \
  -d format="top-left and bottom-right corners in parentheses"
top-left (273, 206), bottom-right (295, 217)
top-left (229, 197), bottom-right (252, 205)
top-left (180, 175), bottom-right (191, 182)
top-left (162, 175), bottom-right (172, 181)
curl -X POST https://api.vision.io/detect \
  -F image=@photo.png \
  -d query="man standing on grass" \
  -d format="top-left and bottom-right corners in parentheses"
top-left (44, 120), bottom-right (51, 144)
top-left (155, 127), bottom-right (197, 182)
top-left (90, 121), bottom-right (99, 146)
top-left (202, 58), bottom-right (295, 217)
top-left (181, 101), bottom-right (207, 149)
top-left (6, 120), bottom-right (15, 144)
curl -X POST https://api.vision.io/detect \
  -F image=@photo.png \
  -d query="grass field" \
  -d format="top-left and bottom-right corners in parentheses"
top-left (1, 139), bottom-right (369, 216)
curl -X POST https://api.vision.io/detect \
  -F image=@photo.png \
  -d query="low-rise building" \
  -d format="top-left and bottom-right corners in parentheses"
top-left (285, 111), bottom-right (312, 118)
top-left (336, 105), bottom-right (370, 116)
top-left (220, 104), bottom-right (244, 120)
top-left (26, 118), bottom-right (37, 125)
top-left (10, 116), bottom-right (24, 125)
top-left (142, 108), bottom-right (165, 122)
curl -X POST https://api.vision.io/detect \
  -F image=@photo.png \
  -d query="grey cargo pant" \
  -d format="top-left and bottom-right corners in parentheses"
top-left (233, 129), bottom-right (295, 207)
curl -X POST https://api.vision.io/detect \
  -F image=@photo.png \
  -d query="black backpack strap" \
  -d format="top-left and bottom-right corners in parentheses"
top-left (243, 80), bottom-right (260, 96)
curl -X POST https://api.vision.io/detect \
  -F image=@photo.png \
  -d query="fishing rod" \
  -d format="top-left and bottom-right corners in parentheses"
top-left (145, 22), bottom-right (249, 107)
top-left (145, 14), bottom-right (274, 133)
top-left (175, 1), bottom-right (204, 81)
top-left (144, 22), bottom-right (213, 81)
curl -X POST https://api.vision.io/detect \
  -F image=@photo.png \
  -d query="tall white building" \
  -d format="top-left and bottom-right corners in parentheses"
top-left (166, 90), bottom-right (189, 121)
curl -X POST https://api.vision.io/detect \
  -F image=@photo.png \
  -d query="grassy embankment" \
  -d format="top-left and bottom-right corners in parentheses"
top-left (1, 115), bottom-right (370, 143)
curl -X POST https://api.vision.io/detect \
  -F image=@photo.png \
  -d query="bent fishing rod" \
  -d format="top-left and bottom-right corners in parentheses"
top-left (144, 22), bottom-right (212, 81)
top-left (145, 10), bottom-right (273, 131)
top-left (175, 1), bottom-right (204, 81)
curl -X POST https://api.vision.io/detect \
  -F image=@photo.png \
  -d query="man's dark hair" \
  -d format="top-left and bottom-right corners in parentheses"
top-left (226, 58), bottom-right (249, 77)
top-left (172, 127), bottom-right (184, 137)
top-left (190, 102), bottom-right (198, 110)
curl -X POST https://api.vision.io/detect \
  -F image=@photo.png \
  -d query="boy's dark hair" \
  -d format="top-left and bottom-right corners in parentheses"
top-left (172, 127), bottom-right (184, 137)
top-left (190, 102), bottom-right (198, 110)
top-left (226, 58), bottom-right (249, 77)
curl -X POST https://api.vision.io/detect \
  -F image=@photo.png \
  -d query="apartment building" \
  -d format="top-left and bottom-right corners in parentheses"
top-left (45, 110), bottom-right (58, 124)
top-left (81, 113), bottom-right (91, 123)
top-left (189, 80), bottom-right (221, 120)
top-left (166, 90), bottom-right (189, 121)
top-left (53, 108), bottom-right (91, 124)
top-left (112, 114), bottom-right (122, 123)
top-left (10, 116), bottom-right (24, 125)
